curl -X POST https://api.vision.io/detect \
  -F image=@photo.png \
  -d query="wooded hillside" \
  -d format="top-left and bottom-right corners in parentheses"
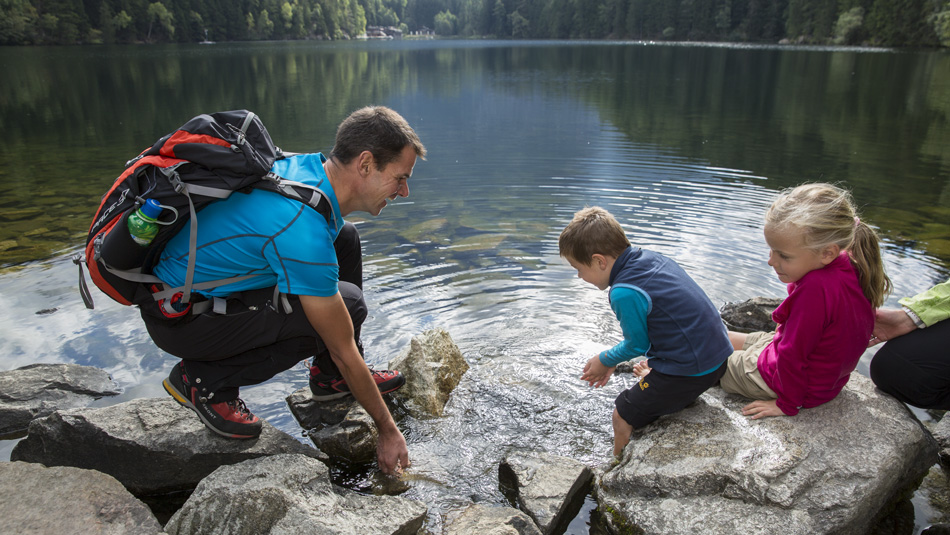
top-left (1, 0), bottom-right (947, 46)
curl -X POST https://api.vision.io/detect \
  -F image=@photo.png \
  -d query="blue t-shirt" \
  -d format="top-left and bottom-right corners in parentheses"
top-left (152, 153), bottom-right (344, 298)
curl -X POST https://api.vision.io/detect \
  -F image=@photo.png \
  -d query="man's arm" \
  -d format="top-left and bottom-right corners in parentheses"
top-left (299, 293), bottom-right (409, 475)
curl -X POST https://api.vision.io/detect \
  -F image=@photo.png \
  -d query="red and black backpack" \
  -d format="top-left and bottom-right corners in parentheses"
top-left (77, 110), bottom-right (335, 310)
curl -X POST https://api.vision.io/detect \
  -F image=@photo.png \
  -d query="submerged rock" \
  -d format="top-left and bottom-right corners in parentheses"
top-left (596, 374), bottom-right (937, 535)
top-left (0, 461), bottom-right (163, 535)
top-left (444, 504), bottom-right (543, 535)
top-left (287, 387), bottom-right (379, 463)
top-left (0, 363), bottom-right (120, 437)
top-left (164, 453), bottom-right (427, 535)
top-left (719, 296), bottom-right (783, 333)
top-left (499, 450), bottom-right (593, 535)
top-left (388, 328), bottom-right (469, 417)
top-left (10, 397), bottom-right (325, 496)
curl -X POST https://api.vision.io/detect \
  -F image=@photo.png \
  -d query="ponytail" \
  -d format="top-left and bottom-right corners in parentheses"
top-left (849, 221), bottom-right (891, 308)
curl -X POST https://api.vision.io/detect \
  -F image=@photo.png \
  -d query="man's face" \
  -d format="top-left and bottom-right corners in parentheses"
top-left (364, 145), bottom-right (416, 216)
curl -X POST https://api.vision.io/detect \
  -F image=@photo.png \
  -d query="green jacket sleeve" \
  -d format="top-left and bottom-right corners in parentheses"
top-left (898, 278), bottom-right (950, 327)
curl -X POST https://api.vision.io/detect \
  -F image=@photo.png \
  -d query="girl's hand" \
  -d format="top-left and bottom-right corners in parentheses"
top-left (741, 399), bottom-right (787, 420)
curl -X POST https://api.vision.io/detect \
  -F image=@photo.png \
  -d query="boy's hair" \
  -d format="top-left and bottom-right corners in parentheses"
top-left (329, 106), bottom-right (427, 169)
top-left (765, 183), bottom-right (891, 307)
top-left (559, 206), bottom-right (631, 264)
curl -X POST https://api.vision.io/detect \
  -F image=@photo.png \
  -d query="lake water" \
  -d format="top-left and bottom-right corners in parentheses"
top-left (1, 40), bottom-right (949, 533)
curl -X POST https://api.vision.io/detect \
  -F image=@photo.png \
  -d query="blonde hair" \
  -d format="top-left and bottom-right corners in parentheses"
top-left (559, 206), bottom-right (631, 264)
top-left (765, 183), bottom-right (891, 307)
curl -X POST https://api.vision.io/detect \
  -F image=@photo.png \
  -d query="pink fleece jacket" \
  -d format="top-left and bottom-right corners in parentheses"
top-left (758, 252), bottom-right (874, 415)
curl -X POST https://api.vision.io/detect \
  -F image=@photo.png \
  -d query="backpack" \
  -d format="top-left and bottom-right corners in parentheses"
top-left (76, 110), bottom-right (337, 312)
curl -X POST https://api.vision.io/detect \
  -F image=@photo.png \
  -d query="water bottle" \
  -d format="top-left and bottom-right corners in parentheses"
top-left (127, 199), bottom-right (162, 246)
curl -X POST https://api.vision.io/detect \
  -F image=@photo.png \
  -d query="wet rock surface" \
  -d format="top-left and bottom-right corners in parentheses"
top-left (443, 503), bottom-right (544, 535)
top-left (719, 296), bottom-right (782, 333)
top-left (499, 450), bottom-right (593, 535)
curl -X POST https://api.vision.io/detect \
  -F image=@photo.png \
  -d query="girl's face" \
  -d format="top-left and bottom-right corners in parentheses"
top-left (764, 225), bottom-right (837, 284)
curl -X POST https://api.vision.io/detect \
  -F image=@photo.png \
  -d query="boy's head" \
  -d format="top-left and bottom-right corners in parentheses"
top-left (559, 207), bottom-right (631, 289)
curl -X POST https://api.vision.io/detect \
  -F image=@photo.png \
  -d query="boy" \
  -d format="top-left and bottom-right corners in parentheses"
top-left (559, 207), bottom-right (733, 457)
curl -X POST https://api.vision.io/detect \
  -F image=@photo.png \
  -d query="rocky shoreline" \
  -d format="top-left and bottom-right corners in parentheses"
top-left (1, 309), bottom-right (948, 534)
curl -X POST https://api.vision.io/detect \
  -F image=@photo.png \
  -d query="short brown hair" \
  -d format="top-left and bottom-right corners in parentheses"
top-left (329, 106), bottom-right (427, 169)
top-left (559, 206), bottom-right (631, 265)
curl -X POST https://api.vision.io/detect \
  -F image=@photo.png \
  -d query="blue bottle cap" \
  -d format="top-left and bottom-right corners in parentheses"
top-left (140, 199), bottom-right (162, 219)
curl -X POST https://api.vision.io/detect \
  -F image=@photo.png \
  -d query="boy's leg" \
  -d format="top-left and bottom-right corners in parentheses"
top-left (612, 408), bottom-right (634, 457)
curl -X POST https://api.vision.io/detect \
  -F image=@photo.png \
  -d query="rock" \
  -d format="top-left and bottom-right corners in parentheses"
top-left (499, 451), bottom-right (593, 535)
top-left (0, 461), bottom-right (163, 535)
top-left (388, 328), bottom-right (469, 417)
top-left (307, 403), bottom-right (377, 463)
top-left (0, 363), bottom-right (120, 437)
top-left (164, 453), bottom-right (427, 535)
top-left (287, 387), bottom-right (379, 463)
top-left (444, 504), bottom-right (543, 535)
top-left (596, 374), bottom-right (937, 535)
top-left (931, 415), bottom-right (950, 469)
top-left (719, 297), bottom-right (783, 333)
top-left (10, 397), bottom-right (326, 496)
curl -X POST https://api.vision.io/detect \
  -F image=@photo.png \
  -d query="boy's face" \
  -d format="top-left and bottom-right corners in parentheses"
top-left (566, 254), bottom-right (611, 290)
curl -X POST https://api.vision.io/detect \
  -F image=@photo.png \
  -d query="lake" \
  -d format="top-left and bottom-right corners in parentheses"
top-left (0, 40), bottom-right (948, 533)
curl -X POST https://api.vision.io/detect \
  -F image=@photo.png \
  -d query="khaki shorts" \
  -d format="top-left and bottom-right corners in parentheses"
top-left (719, 331), bottom-right (778, 401)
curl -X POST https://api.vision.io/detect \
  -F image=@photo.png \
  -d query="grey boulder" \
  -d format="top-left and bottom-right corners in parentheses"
top-left (0, 363), bottom-right (120, 437)
top-left (444, 504), bottom-right (543, 535)
top-left (164, 453), bottom-right (427, 535)
top-left (596, 374), bottom-right (937, 535)
top-left (10, 397), bottom-right (325, 496)
top-left (499, 451), bottom-right (593, 535)
top-left (0, 461), bottom-right (163, 535)
top-left (388, 328), bottom-right (469, 417)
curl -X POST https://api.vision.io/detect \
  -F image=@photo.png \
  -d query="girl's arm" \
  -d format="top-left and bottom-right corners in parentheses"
top-left (770, 285), bottom-right (827, 416)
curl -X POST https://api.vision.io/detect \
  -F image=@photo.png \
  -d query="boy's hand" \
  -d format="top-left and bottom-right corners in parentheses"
top-left (633, 360), bottom-right (651, 378)
top-left (741, 399), bottom-right (787, 420)
top-left (581, 355), bottom-right (615, 388)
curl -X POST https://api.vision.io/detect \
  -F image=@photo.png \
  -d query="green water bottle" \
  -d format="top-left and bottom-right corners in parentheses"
top-left (127, 199), bottom-right (162, 246)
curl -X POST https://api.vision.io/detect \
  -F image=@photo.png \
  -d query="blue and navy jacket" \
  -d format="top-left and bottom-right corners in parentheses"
top-left (600, 246), bottom-right (732, 376)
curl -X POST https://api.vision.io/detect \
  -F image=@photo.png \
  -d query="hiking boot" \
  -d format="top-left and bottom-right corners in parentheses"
top-left (309, 365), bottom-right (406, 401)
top-left (163, 362), bottom-right (262, 439)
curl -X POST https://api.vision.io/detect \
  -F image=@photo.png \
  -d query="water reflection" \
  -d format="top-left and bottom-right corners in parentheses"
top-left (0, 41), bottom-right (948, 533)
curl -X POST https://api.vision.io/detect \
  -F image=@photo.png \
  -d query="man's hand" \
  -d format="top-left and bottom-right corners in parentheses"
top-left (741, 399), bottom-right (787, 420)
top-left (870, 307), bottom-right (917, 347)
top-left (299, 293), bottom-right (409, 475)
top-left (581, 355), bottom-right (615, 388)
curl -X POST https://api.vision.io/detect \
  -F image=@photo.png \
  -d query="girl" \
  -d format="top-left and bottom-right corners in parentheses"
top-left (720, 183), bottom-right (891, 419)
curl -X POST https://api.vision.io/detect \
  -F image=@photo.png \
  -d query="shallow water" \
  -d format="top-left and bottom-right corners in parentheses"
top-left (1, 40), bottom-right (949, 533)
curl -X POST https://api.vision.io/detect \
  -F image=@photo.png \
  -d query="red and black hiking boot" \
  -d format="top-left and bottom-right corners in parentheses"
top-left (162, 361), bottom-right (262, 439)
top-left (309, 364), bottom-right (406, 401)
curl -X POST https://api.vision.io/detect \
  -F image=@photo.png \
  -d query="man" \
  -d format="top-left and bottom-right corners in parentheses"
top-left (142, 106), bottom-right (425, 474)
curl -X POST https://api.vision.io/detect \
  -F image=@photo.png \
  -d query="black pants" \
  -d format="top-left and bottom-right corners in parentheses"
top-left (869, 319), bottom-right (950, 410)
top-left (142, 222), bottom-right (366, 402)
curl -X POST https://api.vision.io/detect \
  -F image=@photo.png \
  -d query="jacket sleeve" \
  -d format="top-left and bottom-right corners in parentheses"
top-left (600, 286), bottom-right (651, 367)
top-left (899, 278), bottom-right (950, 327)
top-left (770, 283), bottom-right (827, 416)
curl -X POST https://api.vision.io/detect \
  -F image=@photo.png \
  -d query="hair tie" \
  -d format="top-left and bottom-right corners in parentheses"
top-left (853, 216), bottom-right (860, 228)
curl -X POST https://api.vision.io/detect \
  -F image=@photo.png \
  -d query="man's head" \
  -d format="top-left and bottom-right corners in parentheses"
top-left (559, 206), bottom-right (631, 266)
top-left (330, 106), bottom-right (427, 169)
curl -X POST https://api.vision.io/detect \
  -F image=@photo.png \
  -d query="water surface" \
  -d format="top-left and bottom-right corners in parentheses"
top-left (0, 40), bottom-right (948, 533)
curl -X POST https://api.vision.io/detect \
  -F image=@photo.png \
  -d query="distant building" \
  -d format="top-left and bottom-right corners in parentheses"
top-left (364, 26), bottom-right (403, 39)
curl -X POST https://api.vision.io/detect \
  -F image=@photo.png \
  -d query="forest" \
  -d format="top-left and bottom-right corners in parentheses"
top-left (0, 0), bottom-right (948, 47)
